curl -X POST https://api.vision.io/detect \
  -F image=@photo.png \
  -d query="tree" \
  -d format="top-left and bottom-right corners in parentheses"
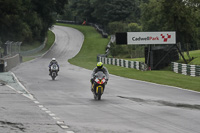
top-left (0, 0), bottom-right (68, 43)
top-left (0, 0), bottom-right (32, 42)
top-left (108, 21), bottom-right (127, 34)
top-left (128, 23), bottom-right (142, 32)
top-left (140, 0), bottom-right (198, 50)
top-left (55, 0), bottom-right (69, 15)
top-left (70, 0), bottom-right (95, 22)
top-left (92, 0), bottom-right (134, 26)
top-left (140, 0), bottom-right (164, 31)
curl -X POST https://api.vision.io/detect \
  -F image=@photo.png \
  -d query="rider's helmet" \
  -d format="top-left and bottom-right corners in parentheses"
top-left (97, 62), bottom-right (103, 69)
top-left (52, 58), bottom-right (56, 61)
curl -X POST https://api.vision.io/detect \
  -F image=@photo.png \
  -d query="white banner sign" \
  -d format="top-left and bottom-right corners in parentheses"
top-left (127, 32), bottom-right (176, 45)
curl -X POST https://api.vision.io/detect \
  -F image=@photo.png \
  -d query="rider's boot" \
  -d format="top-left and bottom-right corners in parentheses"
top-left (91, 84), bottom-right (94, 92)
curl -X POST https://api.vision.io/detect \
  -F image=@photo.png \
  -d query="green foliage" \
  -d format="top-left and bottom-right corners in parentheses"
top-left (57, 4), bottom-right (74, 20)
top-left (125, 0), bottom-right (141, 23)
top-left (69, 0), bottom-right (95, 22)
top-left (108, 22), bottom-right (142, 34)
top-left (55, 0), bottom-right (69, 15)
top-left (22, 30), bottom-right (55, 62)
top-left (64, 24), bottom-right (200, 92)
top-left (110, 42), bottom-right (145, 59)
top-left (0, 0), bottom-right (68, 43)
top-left (58, 0), bottom-right (200, 51)
top-left (192, 8), bottom-right (200, 49)
top-left (108, 22), bottom-right (143, 58)
top-left (140, 0), bottom-right (163, 31)
top-left (128, 23), bottom-right (142, 32)
top-left (140, 0), bottom-right (199, 50)
top-left (108, 22), bottom-right (127, 34)
top-left (110, 43), bottom-right (128, 58)
top-left (92, 0), bottom-right (134, 25)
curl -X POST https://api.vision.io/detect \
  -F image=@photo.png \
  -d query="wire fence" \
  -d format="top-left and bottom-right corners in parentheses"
top-left (20, 38), bottom-right (46, 56)
top-left (0, 41), bottom-right (22, 58)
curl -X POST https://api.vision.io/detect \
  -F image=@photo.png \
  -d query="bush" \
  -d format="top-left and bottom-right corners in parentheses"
top-left (128, 23), bottom-right (142, 32)
top-left (108, 21), bottom-right (127, 34)
top-left (110, 43), bottom-right (127, 57)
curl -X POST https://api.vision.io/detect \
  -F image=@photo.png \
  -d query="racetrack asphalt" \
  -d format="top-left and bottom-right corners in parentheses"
top-left (1, 25), bottom-right (200, 133)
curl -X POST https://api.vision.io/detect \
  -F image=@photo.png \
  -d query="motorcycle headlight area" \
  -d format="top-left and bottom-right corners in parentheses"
top-left (95, 78), bottom-right (100, 83)
top-left (102, 78), bottom-right (106, 83)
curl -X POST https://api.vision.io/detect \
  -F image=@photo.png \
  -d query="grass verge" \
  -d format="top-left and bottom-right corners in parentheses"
top-left (22, 30), bottom-right (55, 62)
top-left (57, 23), bottom-right (200, 92)
top-left (56, 23), bottom-right (110, 70)
top-left (183, 50), bottom-right (200, 65)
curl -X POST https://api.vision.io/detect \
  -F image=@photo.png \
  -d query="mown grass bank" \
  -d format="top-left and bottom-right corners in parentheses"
top-left (124, 50), bottom-right (200, 66)
top-left (184, 50), bottom-right (200, 65)
top-left (56, 23), bottom-right (110, 70)
top-left (22, 30), bottom-right (55, 62)
top-left (57, 23), bottom-right (200, 92)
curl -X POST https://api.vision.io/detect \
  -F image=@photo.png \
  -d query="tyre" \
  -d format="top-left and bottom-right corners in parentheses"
top-left (97, 87), bottom-right (101, 100)
top-left (94, 94), bottom-right (97, 100)
top-left (51, 72), bottom-right (56, 80)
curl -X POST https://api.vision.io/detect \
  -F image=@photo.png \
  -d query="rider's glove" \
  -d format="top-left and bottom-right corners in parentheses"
top-left (90, 78), bottom-right (94, 83)
top-left (105, 79), bottom-right (108, 84)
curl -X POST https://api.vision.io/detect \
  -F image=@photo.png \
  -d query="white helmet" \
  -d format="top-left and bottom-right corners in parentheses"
top-left (52, 58), bottom-right (56, 61)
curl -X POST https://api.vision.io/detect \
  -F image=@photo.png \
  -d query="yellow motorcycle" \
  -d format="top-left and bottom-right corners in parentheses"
top-left (92, 71), bottom-right (107, 100)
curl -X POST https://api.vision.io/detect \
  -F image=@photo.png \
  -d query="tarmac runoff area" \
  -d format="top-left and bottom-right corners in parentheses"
top-left (0, 72), bottom-right (34, 100)
top-left (0, 72), bottom-right (74, 133)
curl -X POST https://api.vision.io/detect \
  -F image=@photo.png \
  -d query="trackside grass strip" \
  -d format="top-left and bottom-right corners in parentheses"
top-left (22, 30), bottom-right (55, 62)
top-left (56, 23), bottom-right (200, 92)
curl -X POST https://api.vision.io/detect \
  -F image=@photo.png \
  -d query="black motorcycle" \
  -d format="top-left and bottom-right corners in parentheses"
top-left (91, 71), bottom-right (107, 100)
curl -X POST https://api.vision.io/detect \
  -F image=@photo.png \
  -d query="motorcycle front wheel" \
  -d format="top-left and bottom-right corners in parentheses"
top-left (51, 72), bottom-right (56, 80)
top-left (94, 93), bottom-right (97, 100)
top-left (97, 87), bottom-right (101, 100)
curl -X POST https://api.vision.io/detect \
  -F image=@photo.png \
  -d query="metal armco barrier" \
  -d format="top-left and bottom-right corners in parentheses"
top-left (171, 62), bottom-right (200, 76)
top-left (97, 56), bottom-right (147, 71)
top-left (56, 20), bottom-right (108, 38)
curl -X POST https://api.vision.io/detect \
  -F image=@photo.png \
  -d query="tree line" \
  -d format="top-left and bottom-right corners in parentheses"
top-left (0, 0), bottom-right (68, 45)
top-left (58, 0), bottom-right (200, 51)
top-left (1, 0), bottom-right (200, 52)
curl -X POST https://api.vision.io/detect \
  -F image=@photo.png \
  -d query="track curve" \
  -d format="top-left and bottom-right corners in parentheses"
top-left (13, 25), bottom-right (200, 133)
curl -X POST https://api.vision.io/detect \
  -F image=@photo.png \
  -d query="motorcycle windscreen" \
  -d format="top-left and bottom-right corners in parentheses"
top-left (95, 71), bottom-right (105, 80)
top-left (51, 64), bottom-right (58, 71)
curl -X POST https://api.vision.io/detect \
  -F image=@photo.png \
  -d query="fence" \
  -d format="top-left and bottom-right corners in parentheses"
top-left (2, 54), bottom-right (21, 72)
top-left (0, 41), bottom-right (22, 72)
top-left (20, 38), bottom-right (47, 56)
top-left (171, 62), bottom-right (200, 76)
top-left (103, 35), bottom-right (115, 56)
top-left (3, 41), bottom-right (22, 57)
top-left (97, 56), bottom-right (147, 71)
